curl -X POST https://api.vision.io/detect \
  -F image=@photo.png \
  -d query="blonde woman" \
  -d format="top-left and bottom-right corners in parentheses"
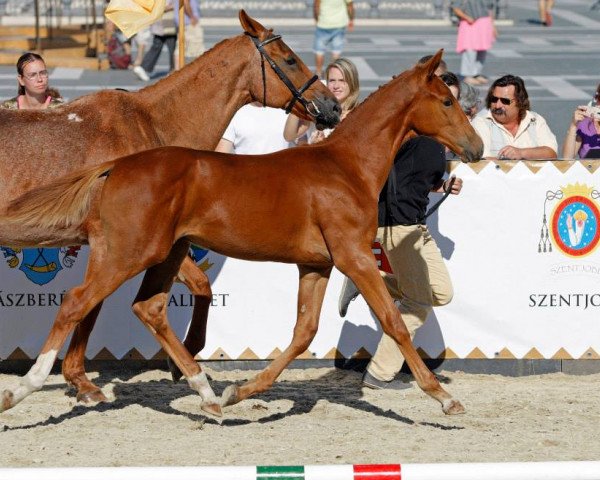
top-left (284, 57), bottom-right (359, 144)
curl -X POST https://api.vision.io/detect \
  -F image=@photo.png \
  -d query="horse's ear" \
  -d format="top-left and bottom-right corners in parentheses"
top-left (239, 9), bottom-right (269, 41)
top-left (418, 49), bottom-right (444, 80)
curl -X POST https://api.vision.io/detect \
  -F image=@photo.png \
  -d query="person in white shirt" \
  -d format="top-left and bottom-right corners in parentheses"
top-left (215, 103), bottom-right (292, 155)
top-left (471, 74), bottom-right (558, 160)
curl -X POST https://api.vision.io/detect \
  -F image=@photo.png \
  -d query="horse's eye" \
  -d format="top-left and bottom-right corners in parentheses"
top-left (286, 57), bottom-right (297, 66)
top-left (443, 99), bottom-right (453, 107)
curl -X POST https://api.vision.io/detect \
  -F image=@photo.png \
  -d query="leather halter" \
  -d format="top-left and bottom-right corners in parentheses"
top-left (246, 32), bottom-right (321, 117)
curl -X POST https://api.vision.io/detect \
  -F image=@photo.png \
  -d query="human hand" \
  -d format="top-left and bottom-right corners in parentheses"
top-left (444, 176), bottom-right (462, 195)
top-left (573, 105), bottom-right (587, 125)
top-left (497, 146), bottom-right (523, 160)
top-left (191, 16), bottom-right (199, 26)
top-left (348, 19), bottom-right (354, 32)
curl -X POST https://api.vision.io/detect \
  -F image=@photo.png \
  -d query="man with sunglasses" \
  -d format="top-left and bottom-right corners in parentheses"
top-left (471, 74), bottom-right (557, 160)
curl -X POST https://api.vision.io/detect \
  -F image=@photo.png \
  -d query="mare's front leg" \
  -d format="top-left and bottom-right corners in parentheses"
top-left (131, 239), bottom-right (221, 418)
top-left (221, 265), bottom-right (332, 408)
top-left (61, 302), bottom-right (108, 403)
top-left (168, 255), bottom-right (213, 383)
top-left (336, 247), bottom-right (465, 415)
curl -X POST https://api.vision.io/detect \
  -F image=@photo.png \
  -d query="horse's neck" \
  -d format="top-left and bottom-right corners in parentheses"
top-left (330, 80), bottom-right (413, 198)
top-left (143, 36), bottom-right (253, 149)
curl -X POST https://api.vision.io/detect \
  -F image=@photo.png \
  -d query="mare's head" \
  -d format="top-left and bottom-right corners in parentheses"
top-left (239, 10), bottom-right (340, 130)
top-left (402, 50), bottom-right (483, 162)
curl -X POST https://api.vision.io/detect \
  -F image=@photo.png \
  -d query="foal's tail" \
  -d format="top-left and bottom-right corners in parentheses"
top-left (3, 161), bottom-right (116, 229)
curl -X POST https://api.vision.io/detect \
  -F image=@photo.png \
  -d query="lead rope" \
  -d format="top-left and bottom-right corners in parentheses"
top-left (425, 175), bottom-right (456, 219)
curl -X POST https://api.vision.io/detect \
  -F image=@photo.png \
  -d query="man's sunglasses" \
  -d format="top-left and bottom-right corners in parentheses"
top-left (490, 95), bottom-right (514, 106)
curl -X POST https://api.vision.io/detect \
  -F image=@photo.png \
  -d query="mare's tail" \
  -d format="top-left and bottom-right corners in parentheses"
top-left (2, 161), bottom-right (116, 229)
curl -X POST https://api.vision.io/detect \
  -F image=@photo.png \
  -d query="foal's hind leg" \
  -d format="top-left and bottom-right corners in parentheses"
top-left (221, 265), bottom-right (331, 407)
top-left (131, 240), bottom-right (221, 417)
top-left (337, 247), bottom-right (464, 415)
top-left (168, 256), bottom-right (213, 383)
top-left (1, 252), bottom-right (130, 412)
top-left (61, 303), bottom-right (108, 403)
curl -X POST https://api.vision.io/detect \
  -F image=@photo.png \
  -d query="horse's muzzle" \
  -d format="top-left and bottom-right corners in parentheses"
top-left (460, 135), bottom-right (484, 163)
top-left (313, 95), bottom-right (341, 130)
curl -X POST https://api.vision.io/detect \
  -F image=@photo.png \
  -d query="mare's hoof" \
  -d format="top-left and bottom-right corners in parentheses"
top-left (201, 401), bottom-right (223, 418)
top-left (76, 389), bottom-right (108, 404)
top-left (442, 399), bottom-right (466, 415)
top-left (220, 384), bottom-right (239, 407)
top-left (1, 390), bottom-right (14, 412)
top-left (167, 358), bottom-right (184, 383)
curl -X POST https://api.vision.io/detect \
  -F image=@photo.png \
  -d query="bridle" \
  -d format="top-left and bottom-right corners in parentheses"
top-left (246, 32), bottom-right (321, 117)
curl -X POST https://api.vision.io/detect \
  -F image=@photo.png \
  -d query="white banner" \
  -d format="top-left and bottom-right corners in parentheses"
top-left (1, 160), bottom-right (599, 361)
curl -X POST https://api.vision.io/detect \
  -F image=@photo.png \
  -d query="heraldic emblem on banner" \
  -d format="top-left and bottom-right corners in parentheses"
top-left (1, 247), bottom-right (80, 286)
top-left (539, 183), bottom-right (600, 258)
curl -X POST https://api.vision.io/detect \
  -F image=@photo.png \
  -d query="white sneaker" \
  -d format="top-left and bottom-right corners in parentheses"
top-left (133, 65), bottom-right (150, 82)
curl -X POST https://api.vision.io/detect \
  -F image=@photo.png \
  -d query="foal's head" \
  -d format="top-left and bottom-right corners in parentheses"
top-left (239, 10), bottom-right (340, 130)
top-left (404, 50), bottom-right (483, 162)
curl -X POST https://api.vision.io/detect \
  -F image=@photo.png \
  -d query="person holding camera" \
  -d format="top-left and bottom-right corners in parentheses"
top-left (562, 83), bottom-right (600, 159)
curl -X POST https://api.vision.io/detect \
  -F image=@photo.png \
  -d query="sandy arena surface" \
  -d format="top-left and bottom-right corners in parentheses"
top-left (1, 367), bottom-right (599, 467)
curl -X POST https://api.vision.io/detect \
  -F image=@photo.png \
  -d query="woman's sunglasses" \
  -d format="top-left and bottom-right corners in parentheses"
top-left (490, 95), bottom-right (513, 106)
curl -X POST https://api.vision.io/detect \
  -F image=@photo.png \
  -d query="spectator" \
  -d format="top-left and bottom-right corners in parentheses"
top-left (451, 0), bottom-right (497, 86)
top-left (131, 26), bottom-right (152, 72)
top-left (284, 57), bottom-right (359, 145)
top-left (105, 17), bottom-right (132, 70)
top-left (313, 0), bottom-right (354, 78)
top-left (459, 80), bottom-right (481, 120)
top-left (338, 76), bottom-right (464, 390)
top-left (471, 74), bottom-right (558, 160)
top-left (539, 0), bottom-right (555, 26)
top-left (215, 102), bottom-right (292, 155)
top-left (0, 52), bottom-right (63, 110)
top-left (562, 83), bottom-right (600, 159)
top-left (133, 0), bottom-right (177, 81)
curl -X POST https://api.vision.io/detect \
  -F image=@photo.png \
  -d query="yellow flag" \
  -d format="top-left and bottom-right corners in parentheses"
top-left (105, 0), bottom-right (167, 39)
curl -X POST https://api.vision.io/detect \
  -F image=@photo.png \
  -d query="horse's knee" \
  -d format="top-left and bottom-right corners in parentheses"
top-left (132, 293), bottom-right (169, 334)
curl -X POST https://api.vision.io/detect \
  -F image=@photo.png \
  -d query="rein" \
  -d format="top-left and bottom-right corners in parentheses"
top-left (246, 32), bottom-right (321, 117)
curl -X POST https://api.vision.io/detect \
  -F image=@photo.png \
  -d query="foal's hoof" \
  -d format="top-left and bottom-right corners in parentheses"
top-left (201, 401), bottom-right (223, 418)
top-left (220, 384), bottom-right (240, 407)
top-left (442, 399), bottom-right (466, 415)
top-left (1, 390), bottom-right (14, 412)
top-left (167, 358), bottom-right (184, 383)
top-left (76, 388), bottom-right (108, 404)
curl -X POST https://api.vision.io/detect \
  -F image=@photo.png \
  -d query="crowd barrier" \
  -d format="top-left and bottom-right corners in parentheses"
top-left (1, 160), bottom-right (599, 364)
top-left (2, 461), bottom-right (600, 480)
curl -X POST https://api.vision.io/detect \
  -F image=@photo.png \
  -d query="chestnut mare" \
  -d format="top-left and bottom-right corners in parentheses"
top-left (0, 11), bottom-right (339, 404)
top-left (1, 51), bottom-right (482, 417)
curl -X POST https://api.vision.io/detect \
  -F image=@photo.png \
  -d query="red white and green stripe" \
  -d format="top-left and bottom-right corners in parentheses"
top-left (0, 461), bottom-right (599, 480)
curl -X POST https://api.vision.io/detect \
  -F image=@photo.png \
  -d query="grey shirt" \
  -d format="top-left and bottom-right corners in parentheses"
top-left (451, 0), bottom-right (494, 20)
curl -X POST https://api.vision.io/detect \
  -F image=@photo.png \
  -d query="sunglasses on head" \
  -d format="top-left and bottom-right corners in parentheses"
top-left (490, 95), bottom-right (513, 106)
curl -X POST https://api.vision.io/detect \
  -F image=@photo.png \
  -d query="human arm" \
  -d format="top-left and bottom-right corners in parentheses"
top-left (452, 6), bottom-right (475, 24)
top-left (215, 138), bottom-right (234, 153)
top-left (561, 106), bottom-right (586, 159)
top-left (284, 114), bottom-right (311, 142)
top-left (313, 0), bottom-right (320, 22)
top-left (497, 145), bottom-right (557, 160)
top-left (346, 1), bottom-right (355, 31)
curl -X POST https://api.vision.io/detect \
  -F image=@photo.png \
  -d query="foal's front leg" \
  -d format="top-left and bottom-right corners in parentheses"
top-left (221, 265), bottom-right (332, 407)
top-left (337, 247), bottom-right (465, 415)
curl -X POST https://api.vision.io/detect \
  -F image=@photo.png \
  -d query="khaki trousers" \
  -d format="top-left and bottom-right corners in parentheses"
top-left (367, 224), bottom-right (453, 381)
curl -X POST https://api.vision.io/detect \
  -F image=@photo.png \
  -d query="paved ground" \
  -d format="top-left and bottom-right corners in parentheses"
top-left (1, 0), bottom-right (599, 153)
